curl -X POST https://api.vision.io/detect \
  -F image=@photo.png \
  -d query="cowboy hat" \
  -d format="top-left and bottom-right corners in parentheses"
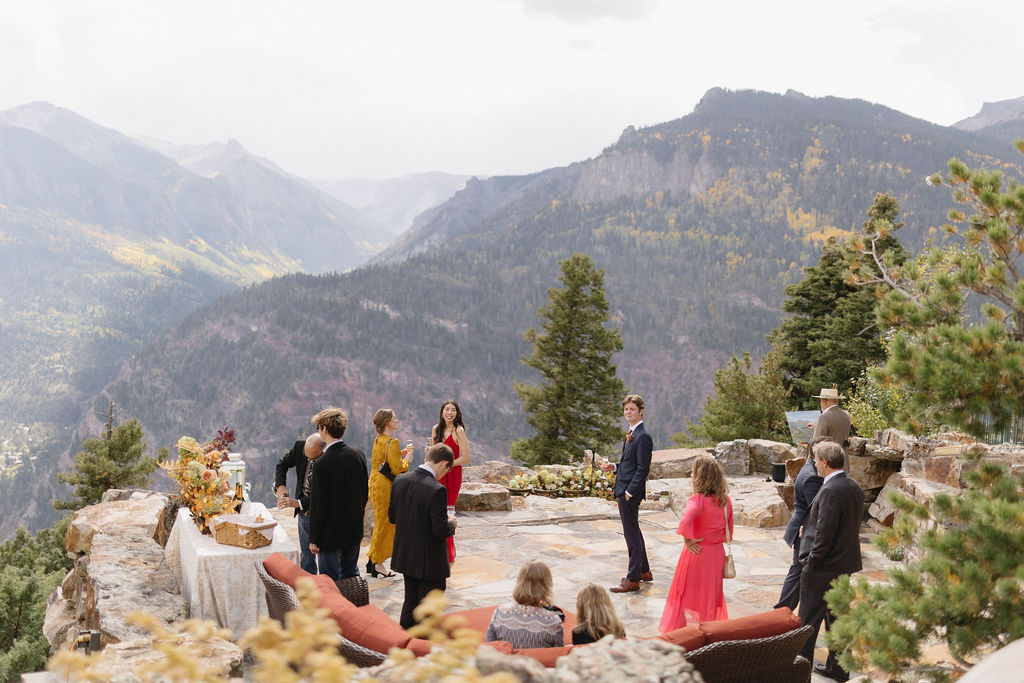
top-left (813, 387), bottom-right (845, 400)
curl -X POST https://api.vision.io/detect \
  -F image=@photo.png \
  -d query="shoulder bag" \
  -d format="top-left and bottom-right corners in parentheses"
top-left (378, 438), bottom-right (397, 481)
top-left (722, 499), bottom-right (736, 579)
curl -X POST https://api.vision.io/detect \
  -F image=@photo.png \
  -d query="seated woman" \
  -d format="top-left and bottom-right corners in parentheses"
top-left (485, 559), bottom-right (564, 649)
top-left (571, 583), bottom-right (627, 644)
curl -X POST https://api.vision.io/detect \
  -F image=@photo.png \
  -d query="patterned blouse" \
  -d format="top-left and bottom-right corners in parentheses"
top-left (485, 601), bottom-right (565, 649)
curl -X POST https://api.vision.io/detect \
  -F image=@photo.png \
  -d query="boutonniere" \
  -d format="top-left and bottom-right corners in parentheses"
top-left (626, 430), bottom-right (633, 443)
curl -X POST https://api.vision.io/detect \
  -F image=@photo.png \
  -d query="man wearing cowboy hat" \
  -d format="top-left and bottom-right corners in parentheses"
top-left (810, 385), bottom-right (851, 457)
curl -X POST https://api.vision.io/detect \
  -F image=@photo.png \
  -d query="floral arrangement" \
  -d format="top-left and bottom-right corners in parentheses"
top-left (161, 434), bottom-right (237, 532)
top-left (506, 465), bottom-right (615, 499)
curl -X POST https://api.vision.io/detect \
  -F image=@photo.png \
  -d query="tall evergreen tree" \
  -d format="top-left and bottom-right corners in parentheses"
top-left (772, 194), bottom-right (906, 407)
top-left (848, 141), bottom-right (1024, 435)
top-left (511, 254), bottom-right (626, 465)
top-left (53, 418), bottom-right (161, 510)
top-left (676, 345), bottom-right (790, 446)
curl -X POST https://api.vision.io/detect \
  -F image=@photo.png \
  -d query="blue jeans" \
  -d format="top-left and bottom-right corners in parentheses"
top-left (316, 543), bottom-right (360, 580)
top-left (296, 514), bottom-right (317, 574)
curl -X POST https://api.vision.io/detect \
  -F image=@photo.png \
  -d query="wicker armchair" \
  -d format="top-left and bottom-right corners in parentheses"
top-left (253, 561), bottom-right (384, 667)
top-left (684, 624), bottom-right (814, 683)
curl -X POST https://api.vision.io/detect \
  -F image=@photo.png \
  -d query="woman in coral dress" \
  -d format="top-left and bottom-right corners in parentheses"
top-left (366, 408), bottom-right (413, 577)
top-left (429, 399), bottom-right (471, 563)
top-left (659, 455), bottom-right (733, 632)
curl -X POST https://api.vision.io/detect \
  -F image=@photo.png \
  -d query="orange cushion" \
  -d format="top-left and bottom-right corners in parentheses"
top-left (513, 645), bottom-right (574, 667)
top-left (654, 625), bottom-right (706, 651)
top-left (263, 552), bottom-right (312, 588)
top-left (309, 574), bottom-right (356, 619)
top-left (406, 637), bottom-right (433, 657)
top-left (442, 605), bottom-right (496, 634)
top-left (699, 607), bottom-right (802, 644)
top-left (332, 604), bottom-right (411, 652)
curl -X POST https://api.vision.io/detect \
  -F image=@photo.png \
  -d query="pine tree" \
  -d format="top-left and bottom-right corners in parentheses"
top-left (676, 345), bottom-right (791, 446)
top-left (53, 418), bottom-right (161, 510)
top-left (826, 451), bottom-right (1024, 680)
top-left (772, 193), bottom-right (906, 407)
top-left (848, 141), bottom-right (1024, 436)
top-left (511, 254), bottom-right (626, 465)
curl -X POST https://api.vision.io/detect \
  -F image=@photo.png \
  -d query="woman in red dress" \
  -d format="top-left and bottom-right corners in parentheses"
top-left (659, 455), bottom-right (733, 632)
top-left (430, 399), bottom-right (471, 563)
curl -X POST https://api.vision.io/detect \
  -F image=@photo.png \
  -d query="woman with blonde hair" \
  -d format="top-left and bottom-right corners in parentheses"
top-left (571, 583), bottom-right (626, 644)
top-left (485, 559), bottom-right (564, 649)
top-left (659, 455), bottom-right (733, 632)
top-left (366, 408), bottom-right (413, 578)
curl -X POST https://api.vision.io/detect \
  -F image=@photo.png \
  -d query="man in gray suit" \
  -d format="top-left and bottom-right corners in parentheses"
top-left (798, 440), bottom-right (864, 682)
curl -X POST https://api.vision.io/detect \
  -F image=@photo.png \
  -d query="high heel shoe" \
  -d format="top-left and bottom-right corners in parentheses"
top-left (366, 561), bottom-right (396, 578)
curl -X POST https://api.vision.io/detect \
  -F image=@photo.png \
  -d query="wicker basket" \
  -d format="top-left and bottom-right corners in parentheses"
top-left (211, 514), bottom-right (277, 549)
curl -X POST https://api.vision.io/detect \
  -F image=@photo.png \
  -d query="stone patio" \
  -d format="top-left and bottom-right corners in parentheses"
top-left (271, 486), bottom-right (899, 682)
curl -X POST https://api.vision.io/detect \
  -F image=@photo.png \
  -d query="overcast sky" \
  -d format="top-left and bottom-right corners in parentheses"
top-left (1, 0), bottom-right (1020, 180)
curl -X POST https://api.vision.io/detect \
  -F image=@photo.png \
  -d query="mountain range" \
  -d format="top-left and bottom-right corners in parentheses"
top-left (3, 89), bottom-right (1024, 539)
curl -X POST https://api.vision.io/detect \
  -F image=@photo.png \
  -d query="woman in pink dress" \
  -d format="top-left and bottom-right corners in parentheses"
top-left (659, 455), bottom-right (733, 632)
top-left (429, 399), bottom-right (471, 563)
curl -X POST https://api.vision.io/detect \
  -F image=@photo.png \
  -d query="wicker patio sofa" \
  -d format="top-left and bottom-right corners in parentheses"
top-left (256, 552), bottom-right (813, 679)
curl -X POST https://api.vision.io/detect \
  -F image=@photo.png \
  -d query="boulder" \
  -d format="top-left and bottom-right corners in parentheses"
top-left (713, 440), bottom-right (750, 476)
top-left (747, 439), bottom-right (797, 474)
top-left (846, 452), bottom-right (902, 490)
top-left (82, 526), bottom-right (185, 645)
top-left (867, 472), bottom-right (961, 527)
top-left (861, 442), bottom-right (904, 461)
top-left (958, 636), bottom-right (1024, 683)
top-left (457, 483), bottom-right (511, 511)
top-left (101, 489), bottom-right (178, 547)
top-left (462, 460), bottom-right (532, 485)
top-left (663, 477), bottom-right (789, 528)
top-left (729, 478), bottom-right (790, 527)
top-left (784, 455), bottom-right (807, 480)
top-left (66, 491), bottom-right (171, 556)
top-left (648, 448), bottom-right (707, 479)
top-left (70, 633), bottom-right (242, 683)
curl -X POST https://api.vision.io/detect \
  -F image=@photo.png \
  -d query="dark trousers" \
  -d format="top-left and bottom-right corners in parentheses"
top-left (775, 542), bottom-right (802, 610)
top-left (317, 542), bottom-right (360, 581)
top-left (400, 575), bottom-right (447, 629)
top-left (798, 567), bottom-right (848, 675)
top-left (296, 514), bottom-right (317, 574)
top-left (617, 494), bottom-right (649, 582)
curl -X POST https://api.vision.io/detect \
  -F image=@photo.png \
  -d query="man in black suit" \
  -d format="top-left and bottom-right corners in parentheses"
top-left (307, 407), bottom-right (369, 581)
top-left (775, 438), bottom-right (825, 609)
top-left (389, 443), bottom-right (456, 629)
top-left (798, 440), bottom-right (864, 682)
top-left (274, 433), bottom-right (325, 573)
top-left (601, 394), bottom-right (654, 593)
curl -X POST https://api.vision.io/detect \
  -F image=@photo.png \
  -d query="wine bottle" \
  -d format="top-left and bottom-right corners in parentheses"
top-left (233, 481), bottom-right (244, 513)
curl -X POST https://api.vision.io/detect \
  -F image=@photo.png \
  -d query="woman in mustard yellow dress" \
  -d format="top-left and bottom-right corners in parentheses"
top-left (367, 408), bottom-right (413, 577)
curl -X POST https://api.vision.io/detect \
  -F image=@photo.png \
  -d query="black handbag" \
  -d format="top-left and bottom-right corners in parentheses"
top-left (378, 438), bottom-right (397, 481)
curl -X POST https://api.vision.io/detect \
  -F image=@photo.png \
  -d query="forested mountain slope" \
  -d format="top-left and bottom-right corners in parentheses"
top-left (90, 89), bottom-right (1024, 512)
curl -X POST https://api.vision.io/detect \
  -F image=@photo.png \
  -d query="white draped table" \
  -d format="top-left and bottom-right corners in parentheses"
top-left (165, 502), bottom-right (298, 639)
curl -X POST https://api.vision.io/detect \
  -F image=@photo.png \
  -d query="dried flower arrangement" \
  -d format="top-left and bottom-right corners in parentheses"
top-left (161, 433), bottom-right (237, 533)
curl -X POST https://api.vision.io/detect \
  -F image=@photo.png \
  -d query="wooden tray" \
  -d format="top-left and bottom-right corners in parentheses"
top-left (210, 514), bottom-right (277, 549)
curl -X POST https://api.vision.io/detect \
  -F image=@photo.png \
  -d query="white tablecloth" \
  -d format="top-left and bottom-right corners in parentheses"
top-left (165, 502), bottom-right (298, 639)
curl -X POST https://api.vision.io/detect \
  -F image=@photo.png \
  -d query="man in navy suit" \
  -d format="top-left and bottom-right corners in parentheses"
top-left (389, 444), bottom-right (457, 629)
top-left (775, 437), bottom-right (826, 609)
top-left (798, 440), bottom-right (864, 682)
top-left (602, 394), bottom-right (654, 593)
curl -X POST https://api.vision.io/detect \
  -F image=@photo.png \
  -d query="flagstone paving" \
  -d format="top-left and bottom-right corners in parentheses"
top-left (274, 492), bottom-right (899, 681)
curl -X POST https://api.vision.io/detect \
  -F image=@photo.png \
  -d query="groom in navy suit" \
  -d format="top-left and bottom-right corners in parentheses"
top-left (602, 394), bottom-right (654, 593)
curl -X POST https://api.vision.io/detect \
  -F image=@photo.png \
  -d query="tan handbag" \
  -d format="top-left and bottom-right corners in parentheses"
top-left (722, 500), bottom-right (736, 579)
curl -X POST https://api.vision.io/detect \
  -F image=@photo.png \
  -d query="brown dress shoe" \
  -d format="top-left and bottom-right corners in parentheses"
top-left (610, 578), bottom-right (640, 593)
top-left (640, 571), bottom-right (653, 582)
